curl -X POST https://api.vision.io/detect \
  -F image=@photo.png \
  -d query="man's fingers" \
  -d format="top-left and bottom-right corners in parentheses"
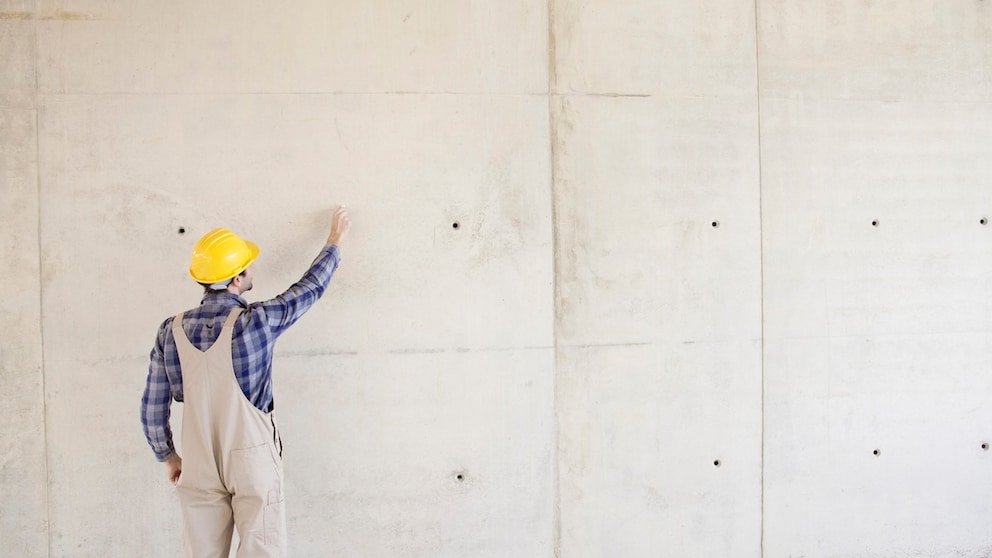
top-left (326, 206), bottom-right (351, 245)
top-left (332, 208), bottom-right (351, 230)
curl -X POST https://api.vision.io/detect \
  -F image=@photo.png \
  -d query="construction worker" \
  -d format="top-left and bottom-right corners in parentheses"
top-left (141, 206), bottom-right (351, 557)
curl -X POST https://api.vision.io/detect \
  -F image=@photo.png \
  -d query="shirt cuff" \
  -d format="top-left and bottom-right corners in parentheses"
top-left (156, 449), bottom-right (177, 463)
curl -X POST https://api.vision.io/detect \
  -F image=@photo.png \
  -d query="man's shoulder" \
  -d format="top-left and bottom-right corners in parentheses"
top-left (156, 304), bottom-right (202, 331)
top-left (156, 314), bottom-right (175, 332)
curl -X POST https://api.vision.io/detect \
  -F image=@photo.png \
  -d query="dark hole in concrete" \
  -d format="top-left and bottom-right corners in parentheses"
top-left (456, 473), bottom-right (465, 481)
top-left (713, 460), bottom-right (721, 467)
top-left (711, 220), bottom-right (720, 228)
top-left (178, 227), bottom-right (186, 234)
top-left (873, 449), bottom-right (880, 456)
top-left (982, 442), bottom-right (989, 451)
top-left (452, 222), bottom-right (460, 230)
top-left (871, 220), bottom-right (879, 227)
top-left (981, 218), bottom-right (988, 226)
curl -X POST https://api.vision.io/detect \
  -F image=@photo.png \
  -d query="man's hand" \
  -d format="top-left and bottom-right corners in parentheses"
top-left (165, 454), bottom-right (182, 485)
top-left (327, 205), bottom-right (351, 246)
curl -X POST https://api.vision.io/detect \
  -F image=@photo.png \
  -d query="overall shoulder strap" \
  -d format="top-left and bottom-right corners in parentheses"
top-left (219, 307), bottom-right (243, 343)
top-left (170, 312), bottom-right (193, 349)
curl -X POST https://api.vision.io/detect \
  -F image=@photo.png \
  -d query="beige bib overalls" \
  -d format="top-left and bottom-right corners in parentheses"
top-left (173, 308), bottom-right (286, 558)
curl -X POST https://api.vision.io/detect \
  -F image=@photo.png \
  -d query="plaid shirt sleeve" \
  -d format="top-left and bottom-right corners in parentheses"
top-left (141, 321), bottom-right (177, 462)
top-left (256, 244), bottom-right (341, 336)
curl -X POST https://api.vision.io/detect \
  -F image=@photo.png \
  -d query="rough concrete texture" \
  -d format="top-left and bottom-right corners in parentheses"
top-left (0, 14), bottom-right (49, 556)
top-left (759, 2), bottom-right (992, 555)
top-left (1, 0), bottom-right (991, 557)
top-left (552, 90), bottom-right (762, 557)
top-left (761, 98), bottom-right (992, 557)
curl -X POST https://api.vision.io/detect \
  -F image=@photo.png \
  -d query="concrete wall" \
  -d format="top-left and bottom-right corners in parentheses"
top-left (1, 1), bottom-right (990, 556)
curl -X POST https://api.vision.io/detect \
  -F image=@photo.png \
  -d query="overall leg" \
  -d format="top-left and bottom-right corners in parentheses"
top-left (230, 445), bottom-right (286, 558)
top-left (177, 486), bottom-right (235, 558)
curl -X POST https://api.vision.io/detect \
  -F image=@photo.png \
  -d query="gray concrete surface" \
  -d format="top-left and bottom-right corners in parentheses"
top-left (1, 0), bottom-right (990, 556)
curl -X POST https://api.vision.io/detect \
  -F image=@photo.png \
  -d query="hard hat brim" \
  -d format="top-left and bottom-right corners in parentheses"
top-left (225, 240), bottom-right (260, 280)
top-left (244, 241), bottom-right (260, 267)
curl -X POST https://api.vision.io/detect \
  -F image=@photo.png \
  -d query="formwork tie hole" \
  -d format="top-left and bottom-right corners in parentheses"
top-left (178, 226), bottom-right (186, 235)
top-left (873, 449), bottom-right (880, 456)
top-left (452, 222), bottom-right (460, 230)
top-left (982, 442), bottom-right (989, 451)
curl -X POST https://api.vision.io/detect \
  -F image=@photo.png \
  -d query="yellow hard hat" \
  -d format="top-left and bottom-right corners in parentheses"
top-left (189, 228), bottom-right (260, 284)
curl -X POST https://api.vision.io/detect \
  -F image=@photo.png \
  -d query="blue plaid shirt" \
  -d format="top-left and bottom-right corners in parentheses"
top-left (141, 244), bottom-right (340, 462)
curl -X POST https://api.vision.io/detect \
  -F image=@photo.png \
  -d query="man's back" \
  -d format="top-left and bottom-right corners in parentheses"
top-left (142, 245), bottom-right (341, 462)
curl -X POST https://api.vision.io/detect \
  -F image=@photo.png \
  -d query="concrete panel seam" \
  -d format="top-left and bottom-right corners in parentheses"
top-left (33, 91), bottom-right (553, 98)
top-left (34, 102), bottom-right (51, 558)
top-left (754, 0), bottom-right (766, 556)
top-left (272, 346), bottom-right (556, 358)
top-left (548, 0), bottom-right (562, 556)
top-left (0, 10), bottom-right (94, 21)
top-left (548, 0), bottom-right (558, 96)
top-left (557, 92), bottom-right (652, 98)
top-left (757, 93), bottom-right (991, 106)
top-left (554, 92), bottom-right (754, 100)
top-left (33, 13), bottom-right (39, 110)
top-left (29, 15), bottom-right (48, 554)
